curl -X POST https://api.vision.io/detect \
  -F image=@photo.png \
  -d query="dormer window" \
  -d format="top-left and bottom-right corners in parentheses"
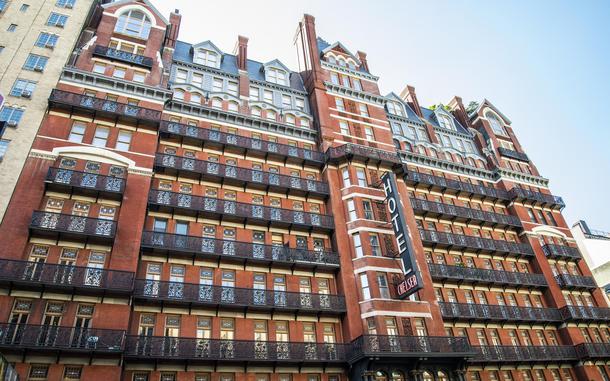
top-left (195, 49), bottom-right (219, 68)
top-left (328, 56), bottom-right (336, 64)
top-left (267, 67), bottom-right (287, 86)
top-left (486, 112), bottom-right (507, 136)
top-left (437, 114), bottom-right (455, 131)
top-left (387, 101), bottom-right (405, 117)
top-left (115, 9), bottom-right (151, 39)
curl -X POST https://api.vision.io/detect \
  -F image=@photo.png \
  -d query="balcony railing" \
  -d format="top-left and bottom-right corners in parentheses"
top-left (402, 169), bottom-right (509, 200)
top-left (133, 280), bottom-right (346, 314)
top-left (349, 335), bottom-right (473, 362)
top-left (155, 153), bottom-right (329, 197)
top-left (418, 229), bottom-right (533, 257)
top-left (159, 121), bottom-right (325, 167)
top-left (0, 259), bottom-right (134, 294)
top-left (30, 211), bottom-right (116, 242)
top-left (140, 232), bottom-right (340, 269)
top-left (410, 198), bottom-right (521, 228)
top-left (0, 323), bottom-right (124, 353)
top-left (470, 345), bottom-right (577, 362)
top-left (92, 45), bottom-right (153, 69)
top-left (49, 89), bottom-right (161, 123)
top-left (428, 263), bottom-right (547, 288)
top-left (508, 187), bottom-right (565, 210)
top-left (576, 343), bottom-right (610, 359)
top-left (560, 305), bottom-right (610, 322)
top-left (542, 244), bottom-right (582, 260)
top-left (326, 143), bottom-right (401, 166)
top-left (555, 274), bottom-right (597, 290)
top-left (148, 190), bottom-right (334, 232)
top-left (46, 167), bottom-right (125, 197)
top-left (497, 147), bottom-right (529, 162)
top-left (439, 302), bottom-right (562, 323)
top-left (124, 336), bottom-right (347, 363)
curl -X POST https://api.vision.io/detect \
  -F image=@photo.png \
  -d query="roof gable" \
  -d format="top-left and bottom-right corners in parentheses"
top-left (263, 59), bottom-right (291, 73)
top-left (321, 41), bottom-right (360, 64)
top-left (471, 99), bottom-right (512, 125)
top-left (192, 40), bottom-right (223, 56)
top-left (103, 0), bottom-right (168, 25)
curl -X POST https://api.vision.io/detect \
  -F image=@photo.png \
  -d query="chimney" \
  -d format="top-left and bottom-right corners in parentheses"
top-left (165, 9), bottom-right (181, 49)
top-left (357, 51), bottom-right (369, 72)
top-left (235, 35), bottom-right (249, 71)
top-left (400, 85), bottom-right (423, 118)
top-left (449, 96), bottom-right (471, 129)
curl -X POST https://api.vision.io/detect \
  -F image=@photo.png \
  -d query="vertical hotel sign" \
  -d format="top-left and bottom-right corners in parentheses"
top-left (381, 172), bottom-right (422, 298)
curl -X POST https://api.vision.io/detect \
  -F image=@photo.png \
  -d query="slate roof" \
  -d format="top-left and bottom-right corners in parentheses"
top-left (420, 107), bottom-right (469, 135)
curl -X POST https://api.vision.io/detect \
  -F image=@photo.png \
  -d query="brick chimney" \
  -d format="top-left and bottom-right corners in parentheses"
top-left (357, 51), bottom-right (369, 72)
top-left (235, 35), bottom-right (248, 72)
top-left (165, 9), bottom-right (181, 49)
top-left (400, 85), bottom-right (423, 118)
top-left (449, 96), bottom-right (471, 129)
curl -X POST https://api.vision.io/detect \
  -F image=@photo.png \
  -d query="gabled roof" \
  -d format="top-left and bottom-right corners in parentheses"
top-left (421, 106), bottom-right (469, 134)
top-left (320, 41), bottom-right (360, 64)
top-left (103, 0), bottom-right (168, 25)
top-left (191, 40), bottom-right (223, 55)
top-left (263, 59), bottom-right (291, 73)
top-left (385, 92), bottom-right (422, 123)
top-left (470, 98), bottom-right (512, 125)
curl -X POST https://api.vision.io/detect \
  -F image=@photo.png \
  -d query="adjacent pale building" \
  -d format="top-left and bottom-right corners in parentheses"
top-left (572, 220), bottom-right (610, 295)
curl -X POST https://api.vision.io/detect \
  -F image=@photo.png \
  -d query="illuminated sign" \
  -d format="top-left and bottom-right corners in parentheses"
top-left (381, 172), bottom-right (422, 299)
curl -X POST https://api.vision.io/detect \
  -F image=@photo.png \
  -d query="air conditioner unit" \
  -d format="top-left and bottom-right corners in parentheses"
top-left (7, 120), bottom-right (18, 127)
top-left (34, 66), bottom-right (44, 72)
top-left (65, 3), bottom-right (73, 8)
top-left (45, 42), bottom-right (55, 49)
top-left (57, 22), bottom-right (65, 28)
top-left (21, 91), bottom-right (32, 98)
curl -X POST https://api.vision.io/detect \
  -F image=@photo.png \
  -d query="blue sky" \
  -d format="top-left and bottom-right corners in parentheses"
top-left (154, 0), bottom-right (610, 230)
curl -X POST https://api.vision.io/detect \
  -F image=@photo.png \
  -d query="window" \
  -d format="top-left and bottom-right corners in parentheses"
top-left (486, 112), bottom-right (506, 135)
top-left (228, 101), bottom-right (239, 112)
top-left (437, 114), bottom-right (454, 130)
top-left (66, 121), bottom-right (86, 142)
top-left (353, 78), bottom-right (362, 91)
top-left (281, 94), bottom-right (291, 108)
top-left (173, 89), bottom-right (184, 101)
top-left (335, 98), bottom-right (345, 111)
top-left (113, 67), bottom-right (126, 79)
top-left (212, 78), bottom-right (223, 92)
top-left (10, 79), bottom-right (36, 97)
top-left (56, 0), bottom-right (76, 7)
top-left (369, 234), bottom-right (381, 256)
top-left (7, 24), bottom-right (17, 32)
top-left (330, 72), bottom-right (339, 85)
top-left (114, 9), bottom-right (151, 39)
top-left (191, 73), bottom-right (203, 87)
top-left (249, 86), bottom-right (259, 101)
top-left (339, 120), bottom-right (349, 135)
top-left (266, 109), bottom-right (276, 120)
top-left (0, 140), bottom-right (9, 161)
top-left (377, 273), bottom-right (391, 298)
top-left (360, 273), bottom-right (370, 300)
top-left (347, 199), bottom-right (357, 221)
top-left (175, 69), bottom-right (187, 83)
top-left (211, 97), bottom-right (222, 108)
top-left (28, 364), bottom-right (49, 380)
top-left (20, 4), bottom-right (29, 12)
top-left (296, 98), bottom-right (305, 111)
top-left (353, 233), bottom-right (363, 257)
top-left (92, 62), bottom-right (106, 74)
top-left (285, 114), bottom-right (295, 125)
top-left (92, 126), bottom-right (109, 147)
top-left (341, 75), bottom-right (350, 87)
top-left (251, 106), bottom-right (261, 117)
top-left (356, 168), bottom-right (367, 187)
top-left (63, 366), bottom-right (82, 380)
top-left (364, 127), bottom-right (374, 140)
top-left (195, 48), bottom-right (219, 67)
top-left (133, 71), bottom-right (145, 83)
top-left (47, 12), bottom-right (68, 27)
top-left (116, 130), bottom-right (132, 151)
top-left (300, 118), bottom-right (310, 128)
top-left (263, 90), bottom-right (273, 103)
top-left (23, 54), bottom-right (48, 71)
top-left (227, 81), bottom-right (238, 96)
top-left (267, 67), bottom-right (287, 85)
top-left (359, 103), bottom-right (369, 117)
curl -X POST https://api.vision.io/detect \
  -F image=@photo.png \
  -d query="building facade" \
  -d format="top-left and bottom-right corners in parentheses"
top-left (0, 0), bottom-right (101, 222)
top-left (0, 1), bottom-right (609, 380)
top-left (572, 221), bottom-right (610, 300)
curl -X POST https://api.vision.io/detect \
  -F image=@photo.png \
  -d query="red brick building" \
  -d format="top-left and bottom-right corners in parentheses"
top-left (0, 1), bottom-right (608, 381)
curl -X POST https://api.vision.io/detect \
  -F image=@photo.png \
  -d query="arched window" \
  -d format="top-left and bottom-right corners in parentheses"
top-left (391, 371), bottom-right (404, 381)
top-left (374, 371), bottom-right (388, 381)
top-left (266, 109), bottom-right (277, 121)
top-left (338, 58), bottom-right (346, 67)
top-left (228, 101), bottom-right (239, 112)
top-left (387, 101), bottom-right (404, 117)
top-left (211, 97), bottom-right (222, 109)
top-left (251, 106), bottom-right (261, 117)
top-left (422, 372), bottom-right (433, 381)
top-left (285, 113), bottom-right (295, 125)
top-left (437, 114), bottom-right (454, 130)
top-left (300, 118), bottom-right (310, 128)
top-left (115, 9), bottom-right (151, 39)
top-left (190, 93), bottom-right (201, 104)
top-left (486, 111), bottom-right (506, 135)
top-left (328, 56), bottom-right (336, 64)
top-left (437, 371), bottom-right (449, 381)
top-left (173, 89), bottom-right (184, 101)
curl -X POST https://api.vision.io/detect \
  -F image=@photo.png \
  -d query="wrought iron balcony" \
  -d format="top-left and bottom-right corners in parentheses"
top-left (140, 232), bottom-right (340, 270)
top-left (418, 229), bottom-right (534, 257)
top-left (439, 302), bottom-right (562, 323)
top-left (410, 198), bottom-right (521, 228)
top-left (0, 323), bottom-right (124, 353)
top-left (470, 345), bottom-right (577, 363)
top-left (30, 211), bottom-right (116, 243)
top-left (349, 335), bottom-right (473, 362)
top-left (542, 244), bottom-right (582, 260)
top-left (560, 305), bottom-right (610, 322)
top-left (159, 120), bottom-right (325, 167)
top-left (124, 336), bottom-right (347, 364)
top-left (46, 167), bottom-right (125, 199)
top-left (148, 190), bottom-right (334, 232)
top-left (402, 169), bottom-right (509, 201)
top-left (576, 343), bottom-right (610, 359)
top-left (155, 153), bottom-right (329, 198)
top-left (555, 273), bottom-right (597, 290)
top-left (326, 143), bottom-right (401, 166)
top-left (0, 259), bottom-right (134, 295)
top-left (133, 280), bottom-right (346, 315)
top-left (428, 263), bottom-right (547, 288)
top-left (92, 45), bottom-right (153, 69)
top-left (497, 147), bottom-right (529, 162)
top-left (49, 89), bottom-right (161, 124)
top-left (508, 187), bottom-right (565, 210)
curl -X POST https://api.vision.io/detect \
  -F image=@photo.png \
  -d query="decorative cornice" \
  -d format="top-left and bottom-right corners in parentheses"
top-left (386, 113), bottom-right (425, 127)
top-left (399, 150), bottom-right (495, 179)
top-left (321, 61), bottom-right (379, 81)
top-left (173, 59), bottom-right (240, 80)
top-left (165, 101), bottom-right (319, 141)
top-left (496, 168), bottom-right (549, 187)
top-left (324, 82), bottom-right (386, 106)
top-left (29, 149), bottom-right (57, 161)
top-left (433, 125), bottom-right (474, 140)
top-left (248, 78), bottom-right (308, 97)
top-left (127, 167), bottom-right (154, 176)
top-left (61, 67), bottom-right (172, 102)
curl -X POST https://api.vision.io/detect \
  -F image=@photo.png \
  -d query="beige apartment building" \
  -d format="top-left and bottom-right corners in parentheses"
top-left (0, 0), bottom-right (97, 221)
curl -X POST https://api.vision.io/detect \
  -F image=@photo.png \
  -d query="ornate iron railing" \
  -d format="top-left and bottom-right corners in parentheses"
top-left (349, 335), bottom-right (473, 362)
top-left (124, 336), bottom-right (347, 363)
top-left (93, 45), bottom-right (153, 69)
top-left (30, 211), bottom-right (116, 239)
top-left (542, 244), bottom-right (582, 260)
top-left (560, 305), bottom-right (610, 321)
top-left (49, 89), bottom-right (161, 123)
top-left (155, 153), bottom-right (329, 197)
top-left (326, 143), bottom-right (401, 165)
top-left (428, 263), bottom-right (546, 287)
top-left (0, 323), bottom-right (124, 352)
top-left (148, 190), bottom-right (334, 231)
top-left (133, 280), bottom-right (346, 313)
top-left (497, 147), bottom-right (529, 162)
top-left (470, 345), bottom-right (577, 362)
top-left (46, 167), bottom-right (125, 194)
top-left (439, 302), bottom-right (562, 323)
top-left (0, 259), bottom-right (133, 293)
top-left (555, 274), bottom-right (597, 289)
top-left (418, 229), bottom-right (533, 256)
top-left (140, 232), bottom-right (339, 268)
top-left (576, 343), bottom-right (610, 359)
top-left (410, 198), bottom-right (521, 228)
top-left (402, 169), bottom-right (509, 200)
top-left (159, 120), bottom-right (325, 166)
top-left (508, 187), bottom-right (565, 209)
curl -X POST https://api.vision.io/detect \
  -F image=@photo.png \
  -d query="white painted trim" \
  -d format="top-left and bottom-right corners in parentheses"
top-left (347, 226), bottom-right (394, 235)
top-left (354, 266), bottom-right (403, 274)
top-left (328, 109), bottom-right (389, 126)
top-left (531, 225), bottom-right (568, 239)
top-left (341, 193), bottom-right (386, 201)
top-left (361, 310), bottom-right (432, 319)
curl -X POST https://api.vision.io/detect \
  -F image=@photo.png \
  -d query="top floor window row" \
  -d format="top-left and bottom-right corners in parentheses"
top-left (329, 72), bottom-right (362, 91)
